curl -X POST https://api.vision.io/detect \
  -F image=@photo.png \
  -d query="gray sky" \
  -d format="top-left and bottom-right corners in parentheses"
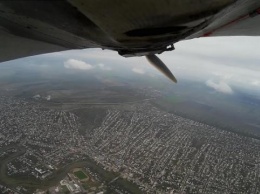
top-left (163, 37), bottom-right (260, 95)
top-left (2, 36), bottom-right (260, 96)
top-left (46, 36), bottom-right (260, 96)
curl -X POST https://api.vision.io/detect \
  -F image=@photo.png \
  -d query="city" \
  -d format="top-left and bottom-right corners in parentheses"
top-left (0, 95), bottom-right (260, 193)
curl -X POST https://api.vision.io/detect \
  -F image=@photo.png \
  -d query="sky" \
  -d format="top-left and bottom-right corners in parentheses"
top-left (1, 36), bottom-right (260, 96)
top-left (41, 36), bottom-right (260, 96)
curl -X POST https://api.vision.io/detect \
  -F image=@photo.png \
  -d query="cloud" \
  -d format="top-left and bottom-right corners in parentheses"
top-left (64, 59), bottom-right (93, 70)
top-left (161, 37), bottom-right (260, 80)
top-left (251, 80), bottom-right (260, 86)
top-left (45, 36), bottom-right (260, 96)
top-left (98, 63), bottom-right (112, 71)
top-left (212, 72), bottom-right (233, 80)
top-left (132, 67), bottom-right (145, 74)
top-left (206, 80), bottom-right (233, 94)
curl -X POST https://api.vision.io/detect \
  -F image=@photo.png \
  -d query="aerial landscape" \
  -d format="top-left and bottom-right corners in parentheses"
top-left (1, 37), bottom-right (260, 194)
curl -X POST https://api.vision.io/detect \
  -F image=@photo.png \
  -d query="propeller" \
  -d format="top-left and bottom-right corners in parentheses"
top-left (145, 54), bottom-right (177, 83)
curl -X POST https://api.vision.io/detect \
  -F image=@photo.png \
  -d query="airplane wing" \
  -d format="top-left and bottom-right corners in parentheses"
top-left (0, 0), bottom-right (260, 81)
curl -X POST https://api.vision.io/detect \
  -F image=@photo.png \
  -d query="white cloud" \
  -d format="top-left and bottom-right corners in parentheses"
top-left (98, 63), bottom-right (112, 71)
top-left (212, 72), bottom-right (233, 80)
top-left (251, 80), bottom-right (260, 86)
top-left (64, 59), bottom-right (93, 70)
top-left (206, 80), bottom-right (233, 94)
top-left (132, 67), bottom-right (145, 74)
top-left (52, 36), bottom-right (260, 96)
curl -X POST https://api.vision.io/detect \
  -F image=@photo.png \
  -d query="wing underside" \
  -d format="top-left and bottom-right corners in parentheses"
top-left (0, 0), bottom-right (260, 63)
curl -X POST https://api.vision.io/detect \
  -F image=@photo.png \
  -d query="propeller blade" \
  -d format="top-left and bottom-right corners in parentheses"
top-left (145, 54), bottom-right (177, 83)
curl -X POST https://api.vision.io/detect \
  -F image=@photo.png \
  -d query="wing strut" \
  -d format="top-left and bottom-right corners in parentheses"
top-left (145, 54), bottom-right (177, 83)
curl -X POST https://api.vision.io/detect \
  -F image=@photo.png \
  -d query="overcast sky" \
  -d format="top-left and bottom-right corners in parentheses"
top-left (44, 36), bottom-right (260, 96)
top-left (2, 36), bottom-right (260, 96)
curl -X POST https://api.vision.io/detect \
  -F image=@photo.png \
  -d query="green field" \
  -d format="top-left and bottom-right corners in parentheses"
top-left (61, 185), bottom-right (70, 194)
top-left (82, 183), bottom-right (90, 190)
top-left (74, 170), bottom-right (88, 180)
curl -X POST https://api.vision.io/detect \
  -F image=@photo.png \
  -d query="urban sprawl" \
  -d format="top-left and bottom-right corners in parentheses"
top-left (0, 96), bottom-right (260, 194)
